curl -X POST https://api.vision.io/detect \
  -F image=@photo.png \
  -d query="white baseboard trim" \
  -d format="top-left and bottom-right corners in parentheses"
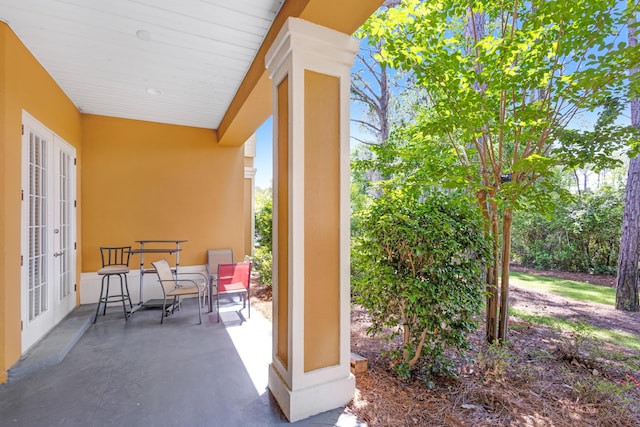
top-left (80, 264), bottom-right (207, 304)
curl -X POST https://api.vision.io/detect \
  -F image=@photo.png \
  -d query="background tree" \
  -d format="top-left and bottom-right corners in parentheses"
top-left (616, 9), bottom-right (640, 312)
top-left (351, 0), bottom-right (430, 208)
top-left (351, 41), bottom-right (392, 147)
top-left (362, 0), bottom-right (640, 342)
top-left (511, 183), bottom-right (625, 274)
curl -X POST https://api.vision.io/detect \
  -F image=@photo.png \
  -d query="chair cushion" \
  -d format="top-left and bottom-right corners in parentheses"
top-left (219, 282), bottom-right (247, 295)
top-left (98, 265), bottom-right (130, 275)
top-left (167, 284), bottom-right (205, 297)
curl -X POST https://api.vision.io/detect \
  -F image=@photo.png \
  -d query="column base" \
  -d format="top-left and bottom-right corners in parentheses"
top-left (268, 363), bottom-right (356, 422)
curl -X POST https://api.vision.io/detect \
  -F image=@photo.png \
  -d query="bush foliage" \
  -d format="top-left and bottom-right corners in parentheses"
top-left (253, 188), bottom-right (273, 286)
top-left (511, 185), bottom-right (624, 274)
top-left (352, 190), bottom-right (491, 379)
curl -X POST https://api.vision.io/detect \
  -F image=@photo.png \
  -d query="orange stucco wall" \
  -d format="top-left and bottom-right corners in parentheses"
top-left (303, 71), bottom-right (340, 372)
top-left (244, 177), bottom-right (253, 258)
top-left (0, 23), bottom-right (82, 382)
top-left (81, 115), bottom-right (245, 272)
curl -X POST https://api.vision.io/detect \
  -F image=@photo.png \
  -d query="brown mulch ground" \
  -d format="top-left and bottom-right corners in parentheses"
top-left (510, 266), bottom-right (640, 337)
top-left (250, 270), bottom-right (640, 427)
top-left (250, 275), bottom-right (272, 322)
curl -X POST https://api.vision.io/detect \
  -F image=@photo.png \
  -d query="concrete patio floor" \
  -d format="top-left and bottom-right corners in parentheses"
top-left (0, 299), bottom-right (365, 427)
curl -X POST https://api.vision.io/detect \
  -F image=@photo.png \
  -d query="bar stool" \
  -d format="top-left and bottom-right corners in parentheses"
top-left (94, 246), bottom-right (133, 323)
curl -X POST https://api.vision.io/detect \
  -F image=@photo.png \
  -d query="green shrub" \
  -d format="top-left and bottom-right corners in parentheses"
top-left (254, 188), bottom-right (272, 250)
top-left (252, 245), bottom-right (272, 287)
top-left (352, 189), bottom-right (491, 379)
top-left (511, 185), bottom-right (623, 273)
top-left (253, 188), bottom-right (273, 286)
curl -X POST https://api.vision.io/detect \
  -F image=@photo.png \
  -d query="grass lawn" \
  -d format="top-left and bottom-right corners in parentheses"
top-left (509, 271), bottom-right (616, 306)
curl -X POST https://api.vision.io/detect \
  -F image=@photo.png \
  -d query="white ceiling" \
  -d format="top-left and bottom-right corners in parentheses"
top-left (0, 0), bottom-right (284, 129)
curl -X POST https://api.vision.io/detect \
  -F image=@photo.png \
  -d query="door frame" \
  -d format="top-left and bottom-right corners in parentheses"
top-left (52, 135), bottom-right (77, 323)
top-left (20, 110), bottom-right (77, 352)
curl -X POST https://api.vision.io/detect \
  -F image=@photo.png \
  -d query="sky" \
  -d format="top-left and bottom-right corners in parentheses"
top-left (254, 117), bottom-right (273, 190)
top-left (252, 97), bottom-right (369, 190)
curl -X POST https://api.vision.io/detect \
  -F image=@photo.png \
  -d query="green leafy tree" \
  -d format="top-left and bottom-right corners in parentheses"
top-left (363, 0), bottom-right (640, 342)
top-left (573, 186), bottom-right (626, 273)
top-left (352, 189), bottom-right (490, 379)
top-left (511, 184), bottom-right (625, 273)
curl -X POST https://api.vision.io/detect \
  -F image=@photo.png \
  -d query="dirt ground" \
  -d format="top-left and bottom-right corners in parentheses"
top-left (250, 270), bottom-right (640, 426)
top-left (510, 266), bottom-right (640, 337)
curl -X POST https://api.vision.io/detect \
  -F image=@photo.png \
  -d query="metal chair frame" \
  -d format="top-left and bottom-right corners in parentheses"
top-left (215, 262), bottom-right (251, 322)
top-left (206, 249), bottom-right (233, 312)
top-left (152, 259), bottom-right (206, 324)
top-left (94, 246), bottom-right (133, 323)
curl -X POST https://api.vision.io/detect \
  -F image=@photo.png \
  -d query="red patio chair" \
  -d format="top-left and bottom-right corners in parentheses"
top-left (206, 249), bottom-right (233, 312)
top-left (215, 262), bottom-right (251, 322)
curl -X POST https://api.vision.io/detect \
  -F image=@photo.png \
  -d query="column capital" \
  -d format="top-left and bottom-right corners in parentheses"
top-left (265, 17), bottom-right (359, 80)
top-left (244, 167), bottom-right (257, 179)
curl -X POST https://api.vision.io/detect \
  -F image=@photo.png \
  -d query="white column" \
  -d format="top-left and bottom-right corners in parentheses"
top-left (265, 18), bottom-right (359, 422)
top-left (244, 133), bottom-right (257, 258)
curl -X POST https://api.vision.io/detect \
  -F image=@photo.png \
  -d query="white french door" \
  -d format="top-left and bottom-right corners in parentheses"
top-left (21, 111), bottom-right (76, 352)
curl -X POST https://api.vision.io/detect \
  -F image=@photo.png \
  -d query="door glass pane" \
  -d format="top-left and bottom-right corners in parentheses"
top-left (58, 151), bottom-right (72, 299)
top-left (28, 132), bottom-right (48, 320)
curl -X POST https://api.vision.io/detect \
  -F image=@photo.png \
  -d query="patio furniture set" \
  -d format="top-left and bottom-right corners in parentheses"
top-left (94, 241), bottom-right (251, 324)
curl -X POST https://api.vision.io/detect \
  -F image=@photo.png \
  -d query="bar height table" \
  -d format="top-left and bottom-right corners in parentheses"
top-left (129, 240), bottom-right (187, 312)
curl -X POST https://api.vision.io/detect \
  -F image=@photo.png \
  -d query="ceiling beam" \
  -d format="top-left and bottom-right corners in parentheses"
top-left (216, 0), bottom-right (384, 146)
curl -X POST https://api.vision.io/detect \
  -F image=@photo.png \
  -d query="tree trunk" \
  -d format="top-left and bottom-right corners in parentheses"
top-left (485, 267), bottom-right (498, 342)
top-left (616, 156), bottom-right (640, 311)
top-left (498, 208), bottom-right (513, 341)
top-left (465, 6), bottom-right (498, 342)
top-left (615, 11), bottom-right (640, 312)
top-left (478, 191), bottom-right (500, 343)
top-left (478, 189), bottom-right (498, 342)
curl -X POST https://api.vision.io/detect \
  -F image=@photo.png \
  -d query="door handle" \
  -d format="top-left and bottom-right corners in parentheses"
top-left (53, 251), bottom-right (64, 257)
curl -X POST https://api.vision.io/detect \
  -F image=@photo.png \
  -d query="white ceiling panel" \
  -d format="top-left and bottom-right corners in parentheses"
top-left (0, 0), bottom-right (284, 129)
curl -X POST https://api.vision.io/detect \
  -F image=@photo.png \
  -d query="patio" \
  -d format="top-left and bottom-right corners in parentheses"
top-left (1, 0), bottom-right (385, 420)
top-left (0, 301), bottom-right (365, 427)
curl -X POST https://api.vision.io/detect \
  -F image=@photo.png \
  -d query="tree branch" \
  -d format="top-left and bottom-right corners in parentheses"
top-left (351, 118), bottom-right (382, 134)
